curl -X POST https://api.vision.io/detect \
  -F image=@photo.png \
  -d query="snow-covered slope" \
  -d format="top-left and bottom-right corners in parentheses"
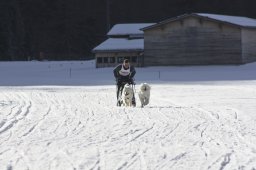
top-left (0, 60), bottom-right (256, 170)
top-left (1, 60), bottom-right (256, 86)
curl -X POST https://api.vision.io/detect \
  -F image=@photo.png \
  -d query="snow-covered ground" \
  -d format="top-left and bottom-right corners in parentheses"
top-left (0, 60), bottom-right (256, 170)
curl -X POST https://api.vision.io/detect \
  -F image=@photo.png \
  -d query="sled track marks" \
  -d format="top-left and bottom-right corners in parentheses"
top-left (1, 86), bottom-right (256, 170)
top-left (0, 103), bottom-right (31, 135)
top-left (116, 152), bottom-right (138, 170)
top-left (207, 152), bottom-right (233, 170)
top-left (0, 92), bottom-right (33, 138)
top-left (21, 106), bottom-right (51, 138)
top-left (127, 124), bottom-right (155, 143)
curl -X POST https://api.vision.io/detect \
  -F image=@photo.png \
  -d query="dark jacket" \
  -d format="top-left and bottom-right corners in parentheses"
top-left (113, 64), bottom-right (136, 80)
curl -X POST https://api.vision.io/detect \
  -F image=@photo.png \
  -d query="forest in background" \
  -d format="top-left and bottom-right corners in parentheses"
top-left (1, 0), bottom-right (256, 61)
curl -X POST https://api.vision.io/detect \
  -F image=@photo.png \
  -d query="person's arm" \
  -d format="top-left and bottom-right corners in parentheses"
top-left (113, 65), bottom-right (121, 78)
top-left (129, 66), bottom-right (136, 78)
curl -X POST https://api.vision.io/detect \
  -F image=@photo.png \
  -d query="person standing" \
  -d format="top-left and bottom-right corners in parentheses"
top-left (113, 59), bottom-right (136, 106)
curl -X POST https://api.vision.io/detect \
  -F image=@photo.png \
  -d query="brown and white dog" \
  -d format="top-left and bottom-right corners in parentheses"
top-left (121, 84), bottom-right (134, 107)
top-left (138, 83), bottom-right (151, 107)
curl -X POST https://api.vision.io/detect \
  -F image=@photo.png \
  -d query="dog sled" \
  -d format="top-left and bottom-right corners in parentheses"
top-left (116, 80), bottom-right (136, 107)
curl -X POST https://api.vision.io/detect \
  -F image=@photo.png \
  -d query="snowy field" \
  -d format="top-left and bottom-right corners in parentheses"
top-left (0, 60), bottom-right (256, 170)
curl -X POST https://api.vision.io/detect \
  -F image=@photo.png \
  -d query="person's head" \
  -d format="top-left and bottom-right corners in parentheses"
top-left (123, 59), bottom-right (130, 68)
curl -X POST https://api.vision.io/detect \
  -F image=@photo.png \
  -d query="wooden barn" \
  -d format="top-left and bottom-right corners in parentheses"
top-left (92, 23), bottom-right (154, 68)
top-left (141, 13), bottom-right (256, 66)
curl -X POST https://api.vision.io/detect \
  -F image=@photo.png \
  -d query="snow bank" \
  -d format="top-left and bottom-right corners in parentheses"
top-left (0, 60), bottom-right (256, 86)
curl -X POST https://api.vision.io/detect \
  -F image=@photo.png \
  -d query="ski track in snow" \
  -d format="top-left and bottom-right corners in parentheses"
top-left (0, 85), bottom-right (256, 170)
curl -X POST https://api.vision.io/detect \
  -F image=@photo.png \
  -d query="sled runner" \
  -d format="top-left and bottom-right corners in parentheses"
top-left (116, 80), bottom-right (136, 107)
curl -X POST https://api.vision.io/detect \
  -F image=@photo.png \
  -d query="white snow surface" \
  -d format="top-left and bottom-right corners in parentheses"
top-left (1, 60), bottom-right (256, 170)
top-left (92, 38), bottom-right (144, 52)
top-left (107, 23), bottom-right (155, 36)
top-left (196, 13), bottom-right (256, 27)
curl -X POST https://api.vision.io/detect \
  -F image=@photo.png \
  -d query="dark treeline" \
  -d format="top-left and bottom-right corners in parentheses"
top-left (0, 0), bottom-right (256, 61)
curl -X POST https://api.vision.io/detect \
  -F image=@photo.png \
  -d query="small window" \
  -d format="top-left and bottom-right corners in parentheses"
top-left (131, 56), bottom-right (137, 63)
top-left (109, 57), bottom-right (115, 63)
top-left (138, 55), bottom-right (143, 64)
top-left (104, 57), bottom-right (108, 63)
top-left (97, 57), bottom-right (102, 63)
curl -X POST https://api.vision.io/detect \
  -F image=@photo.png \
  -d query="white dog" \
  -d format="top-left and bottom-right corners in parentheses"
top-left (121, 84), bottom-right (134, 107)
top-left (138, 83), bottom-right (151, 107)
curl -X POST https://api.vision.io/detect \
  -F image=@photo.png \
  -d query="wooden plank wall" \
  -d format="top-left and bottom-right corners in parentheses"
top-left (241, 28), bottom-right (256, 63)
top-left (143, 17), bottom-right (243, 66)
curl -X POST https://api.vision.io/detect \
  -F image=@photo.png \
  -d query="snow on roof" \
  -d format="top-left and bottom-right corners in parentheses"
top-left (142, 13), bottom-right (256, 31)
top-left (107, 23), bottom-right (155, 36)
top-left (196, 13), bottom-right (256, 27)
top-left (92, 38), bottom-right (144, 52)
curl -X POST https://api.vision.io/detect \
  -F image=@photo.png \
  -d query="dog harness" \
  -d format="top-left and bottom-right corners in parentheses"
top-left (119, 65), bottom-right (130, 76)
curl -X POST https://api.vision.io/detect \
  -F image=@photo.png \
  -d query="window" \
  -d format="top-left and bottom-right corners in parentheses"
top-left (97, 57), bottom-right (102, 63)
top-left (131, 56), bottom-right (137, 63)
top-left (109, 57), bottom-right (115, 63)
top-left (104, 57), bottom-right (108, 63)
top-left (118, 57), bottom-right (123, 63)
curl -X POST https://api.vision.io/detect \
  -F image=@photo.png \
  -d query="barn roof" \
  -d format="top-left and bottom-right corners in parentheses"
top-left (197, 13), bottom-right (256, 27)
top-left (107, 23), bottom-right (155, 36)
top-left (141, 13), bottom-right (256, 31)
top-left (92, 38), bottom-right (144, 53)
